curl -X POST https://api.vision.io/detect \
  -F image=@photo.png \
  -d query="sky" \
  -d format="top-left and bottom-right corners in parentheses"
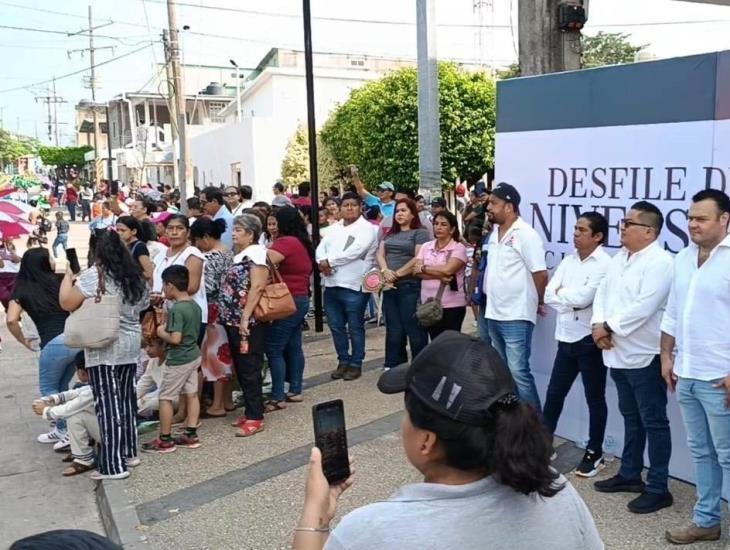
top-left (1, 0), bottom-right (730, 146)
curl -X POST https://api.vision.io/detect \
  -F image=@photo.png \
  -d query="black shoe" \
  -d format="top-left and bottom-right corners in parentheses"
top-left (343, 367), bottom-right (362, 381)
top-left (330, 364), bottom-right (348, 380)
top-left (593, 474), bottom-right (645, 494)
top-left (628, 491), bottom-right (673, 514)
top-left (575, 450), bottom-right (605, 478)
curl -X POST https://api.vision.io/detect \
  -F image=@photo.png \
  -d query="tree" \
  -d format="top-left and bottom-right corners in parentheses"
top-left (38, 145), bottom-right (93, 170)
top-left (498, 32), bottom-right (646, 79)
top-left (320, 62), bottom-right (496, 191)
top-left (582, 32), bottom-right (646, 69)
top-left (0, 129), bottom-right (39, 168)
top-left (280, 123), bottom-right (346, 190)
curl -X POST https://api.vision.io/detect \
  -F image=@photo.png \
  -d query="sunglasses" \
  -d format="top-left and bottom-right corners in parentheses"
top-left (620, 219), bottom-right (652, 229)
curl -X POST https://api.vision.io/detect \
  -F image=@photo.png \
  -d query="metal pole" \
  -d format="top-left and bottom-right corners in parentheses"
top-left (166, 0), bottom-right (189, 211)
top-left (105, 105), bottom-right (113, 181)
top-left (89, 5), bottom-right (102, 186)
top-left (416, 0), bottom-right (441, 196)
top-left (52, 78), bottom-right (59, 146)
top-left (302, 0), bottom-right (323, 333)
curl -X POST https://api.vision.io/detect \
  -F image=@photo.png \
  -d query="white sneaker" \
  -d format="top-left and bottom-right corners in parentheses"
top-left (53, 433), bottom-right (71, 451)
top-left (37, 428), bottom-right (64, 444)
top-left (90, 470), bottom-right (130, 481)
top-left (126, 457), bottom-right (141, 467)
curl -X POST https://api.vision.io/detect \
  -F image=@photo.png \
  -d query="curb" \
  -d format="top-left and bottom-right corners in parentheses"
top-left (95, 479), bottom-right (148, 548)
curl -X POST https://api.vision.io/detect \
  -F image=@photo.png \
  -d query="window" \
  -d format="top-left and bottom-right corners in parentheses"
top-left (350, 58), bottom-right (365, 67)
top-left (209, 101), bottom-right (226, 123)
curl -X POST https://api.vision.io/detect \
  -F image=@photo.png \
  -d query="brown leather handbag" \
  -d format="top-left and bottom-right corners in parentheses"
top-left (254, 259), bottom-right (296, 322)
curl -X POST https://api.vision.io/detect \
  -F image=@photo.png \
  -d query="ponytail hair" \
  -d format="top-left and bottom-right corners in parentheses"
top-left (405, 392), bottom-right (563, 498)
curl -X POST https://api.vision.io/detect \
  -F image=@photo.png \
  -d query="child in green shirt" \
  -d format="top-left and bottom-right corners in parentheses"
top-left (141, 265), bottom-right (202, 454)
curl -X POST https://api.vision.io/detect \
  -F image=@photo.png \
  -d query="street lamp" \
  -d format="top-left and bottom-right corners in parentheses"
top-left (229, 59), bottom-right (241, 123)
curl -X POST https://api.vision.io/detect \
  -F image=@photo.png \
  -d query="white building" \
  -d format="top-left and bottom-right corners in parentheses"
top-left (189, 48), bottom-right (420, 200)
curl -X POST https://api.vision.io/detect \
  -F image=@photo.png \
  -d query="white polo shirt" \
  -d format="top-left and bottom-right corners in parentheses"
top-left (660, 235), bottom-right (730, 381)
top-left (545, 246), bottom-right (612, 343)
top-left (591, 241), bottom-right (673, 370)
top-left (484, 217), bottom-right (547, 324)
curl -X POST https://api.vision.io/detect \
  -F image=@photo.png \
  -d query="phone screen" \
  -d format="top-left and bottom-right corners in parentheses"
top-left (313, 400), bottom-right (350, 484)
top-left (66, 248), bottom-right (81, 274)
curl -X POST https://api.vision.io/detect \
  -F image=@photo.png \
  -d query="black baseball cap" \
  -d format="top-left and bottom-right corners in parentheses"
top-left (431, 197), bottom-right (447, 208)
top-left (378, 331), bottom-right (517, 426)
top-left (491, 182), bottom-right (521, 207)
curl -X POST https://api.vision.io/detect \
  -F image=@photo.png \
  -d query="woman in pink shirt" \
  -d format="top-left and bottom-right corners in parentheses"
top-left (413, 210), bottom-right (468, 340)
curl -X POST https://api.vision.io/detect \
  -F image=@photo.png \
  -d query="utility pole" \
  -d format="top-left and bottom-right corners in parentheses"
top-left (518, 0), bottom-right (584, 76)
top-left (416, 0), bottom-right (441, 195)
top-left (67, 5), bottom-right (114, 184)
top-left (166, 0), bottom-right (190, 210)
top-left (162, 29), bottom-right (179, 190)
top-left (35, 79), bottom-right (67, 145)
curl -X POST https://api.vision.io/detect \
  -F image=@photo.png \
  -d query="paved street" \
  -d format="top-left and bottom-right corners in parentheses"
top-left (1, 219), bottom-right (729, 549)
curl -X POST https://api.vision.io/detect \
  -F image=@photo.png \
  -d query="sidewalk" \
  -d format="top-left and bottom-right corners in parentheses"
top-left (0, 316), bottom-right (103, 547)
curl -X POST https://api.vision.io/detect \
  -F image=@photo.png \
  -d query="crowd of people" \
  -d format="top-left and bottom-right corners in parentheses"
top-left (2, 166), bottom-right (730, 547)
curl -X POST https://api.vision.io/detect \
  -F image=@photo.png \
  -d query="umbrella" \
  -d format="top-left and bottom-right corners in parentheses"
top-left (0, 201), bottom-right (27, 216)
top-left (0, 199), bottom-right (33, 214)
top-left (0, 212), bottom-right (34, 239)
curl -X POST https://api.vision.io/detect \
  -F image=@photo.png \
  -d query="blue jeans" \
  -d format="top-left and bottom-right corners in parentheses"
top-left (476, 303), bottom-right (490, 345)
top-left (543, 335), bottom-right (607, 452)
top-left (324, 287), bottom-right (369, 368)
top-left (611, 356), bottom-right (671, 494)
top-left (487, 319), bottom-right (540, 411)
top-left (266, 296), bottom-right (309, 401)
top-left (382, 282), bottom-right (427, 369)
top-left (677, 377), bottom-right (730, 527)
top-left (52, 234), bottom-right (68, 258)
top-left (39, 333), bottom-right (83, 431)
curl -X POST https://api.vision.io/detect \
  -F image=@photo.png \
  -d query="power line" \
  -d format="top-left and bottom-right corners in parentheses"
top-left (0, 43), bottom-right (155, 94)
top-left (0, 1), bottom-right (158, 31)
top-left (0, 23), bottom-right (153, 45)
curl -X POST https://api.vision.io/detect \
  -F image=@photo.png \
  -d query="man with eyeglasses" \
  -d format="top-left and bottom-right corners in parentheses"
top-left (591, 201), bottom-right (674, 515)
top-left (224, 186), bottom-right (245, 217)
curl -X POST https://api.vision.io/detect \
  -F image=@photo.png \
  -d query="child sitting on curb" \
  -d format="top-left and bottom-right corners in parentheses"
top-left (32, 359), bottom-right (104, 477)
top-left (136, 337), bottom-right (178, 418)
top-left (142, 265), bottom-right (202, 454)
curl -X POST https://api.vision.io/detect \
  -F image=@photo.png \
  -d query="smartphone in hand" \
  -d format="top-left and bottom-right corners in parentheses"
top-left (66, 248), bottom-right (81, 274)
top-left (312, 399), bottom-right (350, 484)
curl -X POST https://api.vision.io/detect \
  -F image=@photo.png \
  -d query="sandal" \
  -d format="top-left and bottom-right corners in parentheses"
top-left (224, 405), bottom-right (238, 412)
top-left (264, 400), bottom-right (287, 413)
top-left (61, 453), bottom-right (74, 463)
top-left (200, 410), bottom-right (227, 419)
top-left (236, 419), bottom-right (264, 437)
top-left (285, 393), bottom-right (303, 403)
top-left (62, 461), bottom-right (95, 477)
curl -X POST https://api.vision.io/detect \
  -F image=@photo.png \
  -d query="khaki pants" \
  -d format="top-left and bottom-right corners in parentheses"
top-left (67, 410), bottom-right (100, 466)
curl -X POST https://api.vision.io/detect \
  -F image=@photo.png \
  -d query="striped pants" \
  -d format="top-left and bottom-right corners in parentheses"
top-left (87, 363), bottom-right (138, 475)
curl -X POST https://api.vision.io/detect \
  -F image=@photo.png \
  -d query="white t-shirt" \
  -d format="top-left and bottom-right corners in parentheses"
top-left (485, 217), bottom-right (547, 324)
top-left (153, 246), bottom-right (208, 323)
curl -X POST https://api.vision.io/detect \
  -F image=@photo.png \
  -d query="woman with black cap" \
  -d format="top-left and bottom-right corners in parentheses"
top-left (293, 331), bottom-right (603, 550)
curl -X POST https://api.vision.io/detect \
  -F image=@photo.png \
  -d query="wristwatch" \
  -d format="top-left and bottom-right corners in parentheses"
top-left (603, 321), bottom-right (613, 334)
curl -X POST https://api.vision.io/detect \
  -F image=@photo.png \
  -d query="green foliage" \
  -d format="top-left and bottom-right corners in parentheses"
top-left (582, 32), bottom-right (646, 68)
top-left (280, 124), bottom-right (346, 189)
top-left (497, 63), bottom-right (521, 80)
top-left (320, 62), bottom-right (496, 190)
top-left (38, 145), bottom-right (93, 168)
top-left (0, 129), bottom-right (39, 166)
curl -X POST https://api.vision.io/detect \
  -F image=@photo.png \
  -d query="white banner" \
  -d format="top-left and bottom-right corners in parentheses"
top-left (495, 119), bottom-right (730, 483)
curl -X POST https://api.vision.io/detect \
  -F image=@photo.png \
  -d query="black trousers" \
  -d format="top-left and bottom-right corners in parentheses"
top-left (86, 363), bottom-right (138, 475)
top-left (225, 324), bottom-right (267, 421)
top-left (426, 306), bottom-right (467, 341)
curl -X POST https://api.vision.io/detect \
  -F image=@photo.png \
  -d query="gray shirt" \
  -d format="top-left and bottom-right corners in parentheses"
top-left (77, 267), bottom-right (149, 368)
top-left (383, 227), bottom-right (430, 282)
top-left (325, 476), bottom-right (603, 550)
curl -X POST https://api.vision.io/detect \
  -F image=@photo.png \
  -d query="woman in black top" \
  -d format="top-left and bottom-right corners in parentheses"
top-left (116, 215), bottom-right (154, 282)
top-left (6, 248), bottom-right (83, 444)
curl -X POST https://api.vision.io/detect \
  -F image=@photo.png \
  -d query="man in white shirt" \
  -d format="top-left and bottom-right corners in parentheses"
top-left (201, 186), bottom-right (234, 249)
top-left (661, 190), bottom-right (730, 545)
top-left (240, 185), bottom-right (255, 209)
top-left (591, 201), bottom-right (674, 515)
top-left (316, 192), bottom-right (378, 382)
top-left (485, 183), bottom-right (548, 411)
top-left (544, 212), bottom-right (611, 478)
